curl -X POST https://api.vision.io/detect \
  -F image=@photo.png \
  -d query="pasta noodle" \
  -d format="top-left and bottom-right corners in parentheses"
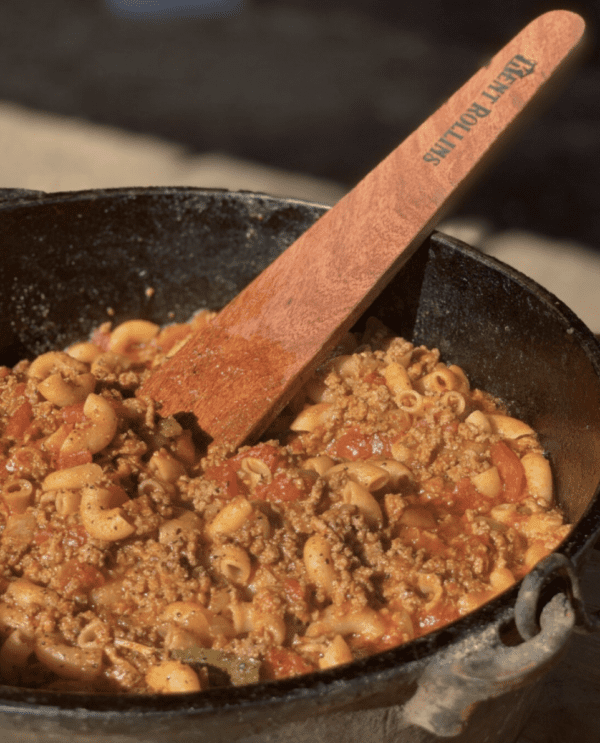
top-left (0, 315), bottom-right (572, 694)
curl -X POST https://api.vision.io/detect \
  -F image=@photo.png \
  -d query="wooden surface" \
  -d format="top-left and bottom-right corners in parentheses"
top-left (140, 11), bottom-right (585, 450)
top-left (516, 546), bottom-right (600, 743)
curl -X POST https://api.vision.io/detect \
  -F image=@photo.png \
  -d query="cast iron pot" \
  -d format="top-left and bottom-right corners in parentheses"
top-left (0, 186), bottom-right (599, 743)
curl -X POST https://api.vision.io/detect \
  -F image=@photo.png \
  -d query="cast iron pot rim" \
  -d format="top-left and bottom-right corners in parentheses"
top-left (0, 185), bottom-right (599, 717)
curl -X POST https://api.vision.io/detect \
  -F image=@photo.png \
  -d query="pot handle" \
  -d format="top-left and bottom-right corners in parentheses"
top-left (402, 553), bottom-right (591, 738)
top-left (0, 188), bottom-right (46, 204)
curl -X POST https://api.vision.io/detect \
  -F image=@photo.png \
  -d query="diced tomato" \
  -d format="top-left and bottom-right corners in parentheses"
top-left (254, 472), bottom-right (309, 503)
top-left (222, 466), bottom-right (243, 498)
top-left (229, 443), bottom-right (284, 473)
top-left (57, 448), bottom-right (93, 470)
top-left (490, 441), bottom-right (526, 502)
top-left (34, 523), bottom-right (88, 549)
top-left (450, 477), bottom-right (490, 514)
top-left (328, 427), bottom-right (392, 460)
top-left (206, 444), bottom-right (285, 499)
top-left (263, 647), bottom-right (315, 680)
top-left (363, 371), bottom-right (387, 385)
top-left (62, 402), bottom-right (87, 424)
top-left (56, 559), bottom-right (105, 596)
top-left (5, 401), bottom-right (34, 439)
top-left (436, 516), bottom-right (464, 543)
top-left (204, 462), bottom-right (247, 499)
top-left (289, 436), bottom-right (304, 453)
top-left (34, 527), bottom-right (54, 545)
top-left (12, 383), bottom-right (26, 398)
top-left (5, 446), bottom-right (49, 478)
top-left (64, 524), bottom-right (89, 548)
top-left (398, 524), bottom-right (445, 553)
top-left (283, 578), bottom-right (305, 604)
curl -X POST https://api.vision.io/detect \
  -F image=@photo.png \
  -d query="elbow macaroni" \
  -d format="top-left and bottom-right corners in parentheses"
top-left (80, 486), bottom-right (135, 541)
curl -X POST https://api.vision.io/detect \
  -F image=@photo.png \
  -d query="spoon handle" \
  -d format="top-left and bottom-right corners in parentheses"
top-left (141, 10), bottom-right (586, 449)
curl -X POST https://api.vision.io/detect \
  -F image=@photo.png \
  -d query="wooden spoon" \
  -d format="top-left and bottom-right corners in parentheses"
top-left (140, 10), bottom-right (585, 450)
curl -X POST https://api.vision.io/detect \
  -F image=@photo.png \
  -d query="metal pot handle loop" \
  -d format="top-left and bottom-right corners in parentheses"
top-left (402, 572), bottom-right (576, 737)
top-left (516, 551), bottom-right (600, 638)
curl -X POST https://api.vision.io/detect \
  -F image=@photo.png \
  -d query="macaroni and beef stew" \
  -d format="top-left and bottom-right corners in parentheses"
top-left (0, 313), bottom-right (570, 693)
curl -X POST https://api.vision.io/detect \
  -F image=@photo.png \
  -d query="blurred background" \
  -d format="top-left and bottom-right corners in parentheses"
top-left (0, 0), bottom-right (599, 328)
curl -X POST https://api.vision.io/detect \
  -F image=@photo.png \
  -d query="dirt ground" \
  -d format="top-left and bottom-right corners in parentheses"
top-left (1, 0), bottom-right (599, 246)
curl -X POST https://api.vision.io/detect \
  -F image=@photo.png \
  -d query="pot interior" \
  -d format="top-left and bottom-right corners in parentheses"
top-left (0, 186), bottom-right (599, 717)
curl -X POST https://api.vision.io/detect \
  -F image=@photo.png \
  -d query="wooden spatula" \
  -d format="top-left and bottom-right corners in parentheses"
top-left (140, 10), bottom-right (585, 450)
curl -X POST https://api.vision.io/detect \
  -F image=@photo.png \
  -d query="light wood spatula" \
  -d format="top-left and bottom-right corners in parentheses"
top-left (140, 10), bottom-right (586, 450)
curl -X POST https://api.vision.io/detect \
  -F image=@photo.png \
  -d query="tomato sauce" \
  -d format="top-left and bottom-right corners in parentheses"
top-left (255, 472), bottom-right (309, 503)
top-left (5, 401), bottom-right (34, 439)
top-left (263, 648), bottom-right (315, 679)
top-left (328, 427), bottom-right (393, 460)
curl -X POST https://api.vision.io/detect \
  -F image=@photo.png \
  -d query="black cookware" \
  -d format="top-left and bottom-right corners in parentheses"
top-left (0, 187), bottom-right (599, 743)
